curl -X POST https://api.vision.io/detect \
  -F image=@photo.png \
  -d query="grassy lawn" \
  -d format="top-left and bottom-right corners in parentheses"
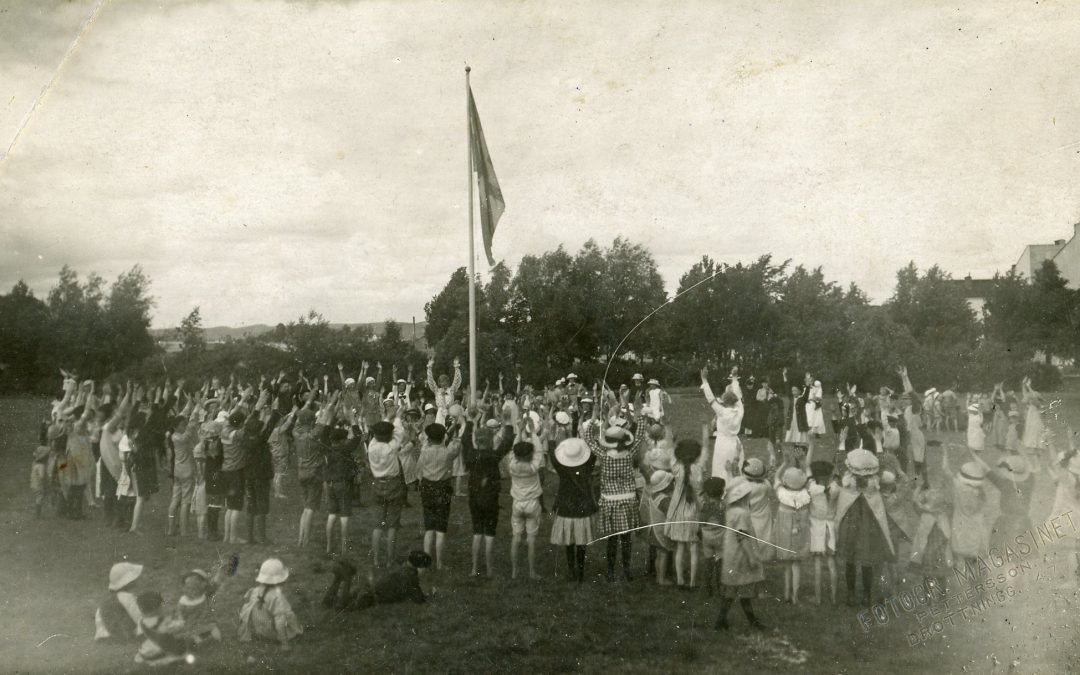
top-left (1, 389), bottom-right (1079, 673)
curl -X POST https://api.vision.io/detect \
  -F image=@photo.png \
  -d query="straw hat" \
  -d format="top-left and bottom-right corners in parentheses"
top-left (344, 377), bottom-right (356, 387)
top-left (742, 457), bottom-right (766, 480)
top-left (880, 471), bottom-right (897, 486)
top-left (555, 411), bottom-right (571, 426)
top-left (423, 403), bottom-right (436, 413)
top-left (108, 562), bottom-right (144, 591)
top-left (647, 470), bottom-right (674, 493)
top-left (256, 558), bottom-right (290, 585)
top-left (648, 378), bottom-right (660, 387)
top-left (632, 373), bottom-right (644, 381)
top-left (781, 467), bottom-right (808, 490)
top-left (555, 438), bottom-right (591, 468)
top-left (395, 378), bottom-right (407, 385)
top-left (579, 397), bottom-right (593, 405)
top-left (599, 426), bottom-right (635, 450)
top-left (957, 461), bottom-right (987, 488)
top-left (645, 447), bottom-right (673, 471)
top-left (484, 418), bottom-right (500, 429)
top-left (365, 376), bottom-right (376, 384)
top-left (845, 449), bottom-right (880, 477)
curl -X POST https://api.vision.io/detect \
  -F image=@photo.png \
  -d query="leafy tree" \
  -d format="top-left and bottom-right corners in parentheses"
top-left (0, 281), bottom-right (51, 392)
top-left (177, 307), bottom-right (206, 357)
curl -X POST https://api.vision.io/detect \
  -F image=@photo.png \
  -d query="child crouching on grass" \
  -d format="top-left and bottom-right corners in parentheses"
top-left (238, 558), bottom-right (302, 651)
top-left (134, 592), bottom-right (193, 667)
top-left (322, 551), bottom-right (432, 610)
top-left (95, 562), bottom-right (144, 641)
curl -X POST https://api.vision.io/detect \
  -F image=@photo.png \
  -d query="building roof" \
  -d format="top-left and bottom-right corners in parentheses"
top-left (949, 275), bottom-right (995, 299)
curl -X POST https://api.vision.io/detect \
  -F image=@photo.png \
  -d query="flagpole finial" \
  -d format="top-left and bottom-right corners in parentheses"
top-left (465, 65), bottom-right (471, 73)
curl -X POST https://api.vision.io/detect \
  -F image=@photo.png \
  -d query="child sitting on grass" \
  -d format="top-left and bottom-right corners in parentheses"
top-left (134, 592), bottom-right (192, 667)
top-left (238, 558), bottom-right (302, 651)
top-left (322, 551), bottom-right (432, 610)
top-left (177, 568), bottom-right (225, 644)
top-left (94, 562), bottom-right (144, 641)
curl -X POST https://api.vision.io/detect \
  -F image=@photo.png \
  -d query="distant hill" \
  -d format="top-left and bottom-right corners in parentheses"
top-left (151, 321), bottom-right (428, 344)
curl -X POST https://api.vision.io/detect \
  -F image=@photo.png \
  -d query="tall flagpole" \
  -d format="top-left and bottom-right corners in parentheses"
top-left (466, 65), bottom-right (478, 406)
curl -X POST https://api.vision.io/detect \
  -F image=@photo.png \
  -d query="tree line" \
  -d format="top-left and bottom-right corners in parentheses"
top-left (0, 240), bottom-right (1074, 394)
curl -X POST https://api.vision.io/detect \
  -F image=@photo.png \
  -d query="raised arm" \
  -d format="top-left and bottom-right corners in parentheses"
top-left (426, 358), bottom-right (438, 394)
top-left (451, 358), bottom-right (462, 393)
top-left (699, 367), bottom-right (723, 416)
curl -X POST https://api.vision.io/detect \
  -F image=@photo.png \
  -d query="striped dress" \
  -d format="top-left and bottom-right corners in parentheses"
top-left (585, 418), bottom-right (644, 537)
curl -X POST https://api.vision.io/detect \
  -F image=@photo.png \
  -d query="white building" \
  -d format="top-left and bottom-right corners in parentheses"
top-left (1013, 222), bottom-right (1080, 287)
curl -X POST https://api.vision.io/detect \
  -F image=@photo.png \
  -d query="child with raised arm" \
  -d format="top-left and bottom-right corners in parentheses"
top-left (508, 417), bottom-right (545, 580)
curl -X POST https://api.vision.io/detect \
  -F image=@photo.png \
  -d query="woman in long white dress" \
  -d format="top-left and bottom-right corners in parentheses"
top-left (1020, 376), bottom-right (1044, 473)
top-left (805, 374), bottom-right (827, 436)
top-left (701, 367), bottom-right (743, 482)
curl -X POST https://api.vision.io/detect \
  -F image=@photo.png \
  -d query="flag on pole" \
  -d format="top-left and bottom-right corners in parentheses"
top-left (468, 84), bottom-right (505, 266)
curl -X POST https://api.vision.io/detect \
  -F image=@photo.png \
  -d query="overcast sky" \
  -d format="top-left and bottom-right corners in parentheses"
top-left (3, 0), bottom-right (1080, 328)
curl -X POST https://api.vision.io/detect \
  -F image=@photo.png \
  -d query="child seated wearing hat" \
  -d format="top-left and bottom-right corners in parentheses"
top-left (95, 562), bottom-right (145, 641)
top-left (177, 567), bottom-right (225, 644)
top-left (238, 558), bottom-right (302, 650)
top-left (322, 551), bottom-right (432, 610)
top-left (133, 591), bottom-right (192, 666)
top-left (699, 477), bottom-right (726, 595)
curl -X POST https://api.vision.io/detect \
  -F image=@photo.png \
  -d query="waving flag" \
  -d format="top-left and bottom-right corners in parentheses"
top-left (468, 84), bottom-right (505, 265)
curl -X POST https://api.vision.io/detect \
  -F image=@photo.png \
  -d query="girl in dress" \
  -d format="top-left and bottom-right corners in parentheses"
top-left (990, 383), bottom-right (1009, 450)
top-left (785, 368), bottom-right (810, 445)
top-left (1020, 377), bottom-right (1045, 473)
top-left (773, 463), bottom-right (811, 604)
top-left (584, 411), bottom-right (644, 582)
top-left (965, 396), bottom-right (985, 452)
top-left (550, 437), bottom-right (598, 583)
top-left (715, 479), bottom-right (767, 631)
top-left (665, 440), bottom-right (705, 589)
top-left (806, 459), bottom-right (838, 605)
top-left (806, 375), bottom-right (827, 437)
top-left (739, 457), bottom-right (775, 566)
top-left (908, 478), bottom-right (953, 599)
top-left (835, 448), bottom-right (894, 606)
top-left (968, 452), bottom-right (1034, 550)
top-left (942, 447), bottom-right (990, 577)
top-left (640, 469), bottom-right (675, 585)
top-left (1046, 436), bottom-right (1080, 587)
top-left (898, 366), bottom-right (927, 483)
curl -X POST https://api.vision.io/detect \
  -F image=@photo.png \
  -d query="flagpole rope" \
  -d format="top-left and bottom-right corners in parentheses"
top-left (600, 269), bottom-right (725, 398)
top-left (586, 520), bottom-right (795, 554)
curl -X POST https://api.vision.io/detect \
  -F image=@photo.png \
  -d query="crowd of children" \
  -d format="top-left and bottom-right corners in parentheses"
top-left (31, 358), bottom-right (1077, 661)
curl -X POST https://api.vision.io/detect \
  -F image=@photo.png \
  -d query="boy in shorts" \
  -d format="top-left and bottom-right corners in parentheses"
top-left (508, 419), bottom-right (545, 580)
top-left (366, 410), bottom-right (405, 568)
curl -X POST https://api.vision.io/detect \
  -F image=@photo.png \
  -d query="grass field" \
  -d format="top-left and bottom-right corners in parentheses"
top-left (1, 391), bottom-right (1080, 674)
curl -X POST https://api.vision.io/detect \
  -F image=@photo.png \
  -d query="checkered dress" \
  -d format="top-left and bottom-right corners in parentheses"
top-left (584, 418), bottom-right (643, 537)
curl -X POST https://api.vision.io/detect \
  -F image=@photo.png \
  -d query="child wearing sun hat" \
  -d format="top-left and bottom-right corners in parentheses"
top-left (640, 469), bottom-right (675, 585)
top-left (95, 562), bottom-right (145, 641)
top-left (772, 462), bottom-right (811, 604)
top-left (716, 478), bottom-right (767, 631)
top-left (238, 558), bottom-right (302, 650)
top-left (941, 446), bottom-right (990, 573)
top-left (835, 448), bottom-right (894, 606)
top-left (584, 414), bottom-right (645, 583)
top-left (738, 457), bottom-right (775, 564)
top-left (550, 437), bottom-right (598, 582)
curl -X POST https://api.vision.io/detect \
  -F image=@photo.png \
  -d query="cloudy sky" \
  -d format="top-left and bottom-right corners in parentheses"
top-left (3, 0), bottom-right (1080, 328)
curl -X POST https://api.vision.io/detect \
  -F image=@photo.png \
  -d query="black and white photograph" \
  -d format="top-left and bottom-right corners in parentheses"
top-left (3, 1), bottom-right (1080, 672)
